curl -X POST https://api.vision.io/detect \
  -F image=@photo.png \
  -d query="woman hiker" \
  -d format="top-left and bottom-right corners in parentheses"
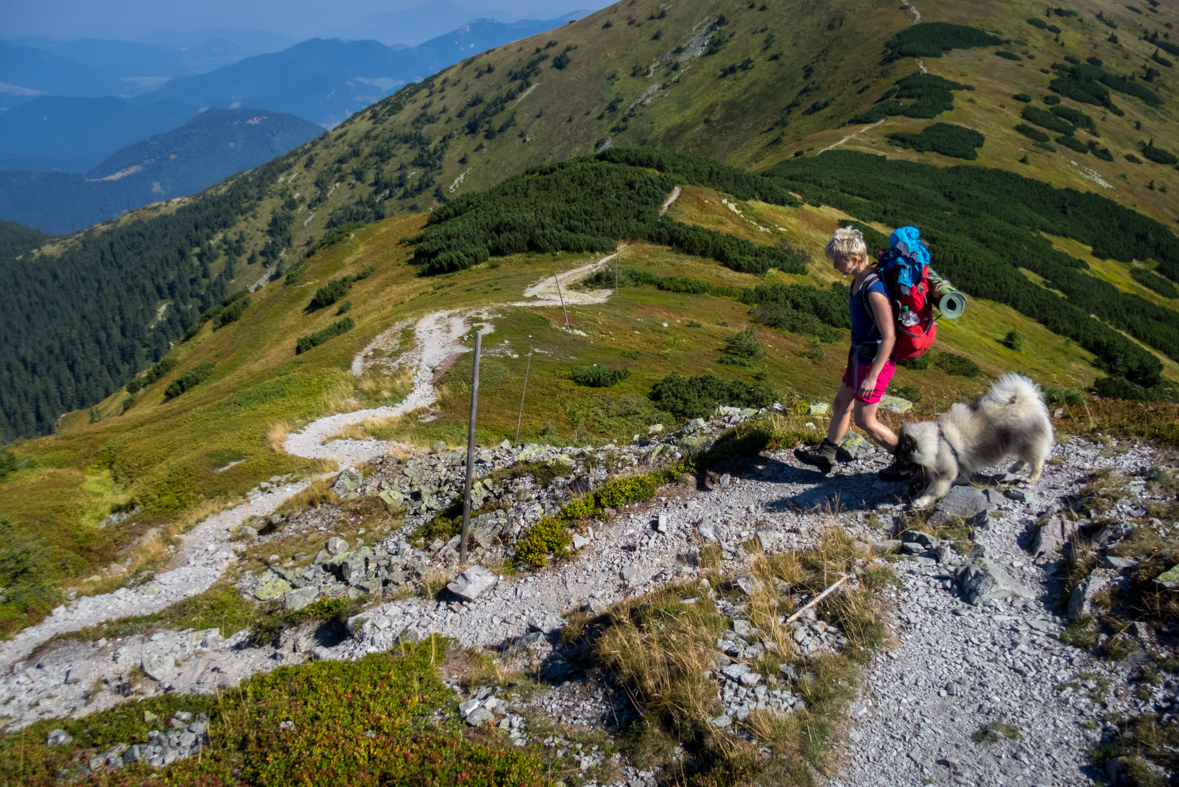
top-left (794, 226), bottom-right (914, 482)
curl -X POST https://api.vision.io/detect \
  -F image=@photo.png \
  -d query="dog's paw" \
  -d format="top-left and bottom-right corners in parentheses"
top-left (912, 495), bottom-right (936, 510)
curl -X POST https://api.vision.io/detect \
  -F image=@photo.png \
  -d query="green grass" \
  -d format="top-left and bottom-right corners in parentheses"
top-left (0, 639), bottom-right (548, 787)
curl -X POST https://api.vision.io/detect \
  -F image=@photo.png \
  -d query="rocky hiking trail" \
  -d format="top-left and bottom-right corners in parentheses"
top-left (0, 257), bottom-right (620, 675)
top-left (4, 257), bottom-right (1177, 785)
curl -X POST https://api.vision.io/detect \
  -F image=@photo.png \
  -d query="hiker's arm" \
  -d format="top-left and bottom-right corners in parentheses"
top-left (861, 290), bottom-right (895, 394)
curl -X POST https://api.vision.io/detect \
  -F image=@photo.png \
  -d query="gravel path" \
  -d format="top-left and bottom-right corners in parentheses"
top-left (286, 255), bottom-right (617, 469)
top-left (660, 186), bottom-right (682, 216)
top-left (818, 118), bottom-right (888, 155)
top-left (0, 481), bottom-right (307, 674)
top-left (831, 439), bottom-right (1159, 787)
top-left (0, 258), bottom-right (616, 679)
top-left (5, 248), bottom-right (1169, 786)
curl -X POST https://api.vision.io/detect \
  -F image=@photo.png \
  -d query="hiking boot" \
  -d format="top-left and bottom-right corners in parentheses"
top-left (878, 455), bottom-right (918, 482)
top-left (795, 438), bottom-right (838, 471)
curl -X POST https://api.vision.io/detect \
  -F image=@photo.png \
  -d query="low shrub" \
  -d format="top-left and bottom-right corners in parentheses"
top-left (1042, 386), bottom-right (1085, 406)
top-left (1140, 141), bottom-right (1179, 165)
top-left (126, 356), bottom-right (180, 393)
top-left (566, 394), bottom-right (673, 438)
top-left (1012, 93), bottom-right (1033, 102)
top-left (1002, 329), bottom-right (1026, 352)
top-left (720, 327), bottom-right (766, 364)
top-left (514, 518), bottom-right (571, 567)
top-left (163, 362), bottom-right (215, 400)
top-left (570, 365), bottom-right (630, 387)
top-left (213, 296), bottom-right (249, 329)
top-left (650, 372), bottom-right (777, 420)
top-left (0, 644), bottom-right (545, 785)
top-left (1021, 105), bottom-right (1074, 135)
top-left (934, 352), bottom-right (981, 377)
top-left (1094, 376), bottom-right (1179, 403)
top-left (1056, 134), bottom-right (1089, 154)
top-left (296, 318), bottom-right (355, 355)
top-left (1014, 124), bottom-right (1050, 143)
top-left (892, 383), bottom-right (922, 403)
top-left (996, 51), bottom-right (1022, 61)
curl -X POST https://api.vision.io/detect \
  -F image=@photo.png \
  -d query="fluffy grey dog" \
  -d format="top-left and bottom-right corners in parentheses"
top-left (896, 373), bottom-right (1053, 509)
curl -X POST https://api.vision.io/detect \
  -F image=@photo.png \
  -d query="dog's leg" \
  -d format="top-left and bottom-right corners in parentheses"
top-left (1023, 443), bottom-right (1050, 485)
top-left (913, 473), bottom-right (954, 509)
top-left (1008, 459), bottom-right (1027, 475)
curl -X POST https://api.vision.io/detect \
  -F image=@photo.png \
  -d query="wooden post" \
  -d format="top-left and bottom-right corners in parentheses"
top-left (614, 256), bottom-right (619, 297)
top-left (515, 348), bottom-right (532, 443)
top-left (554, 273), bottom-right (570, 329)
top-left (459, 331), bottom-right (482, 564)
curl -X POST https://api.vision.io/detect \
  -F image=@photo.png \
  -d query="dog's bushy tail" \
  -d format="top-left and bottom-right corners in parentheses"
top-left (984, 373), bottom-right (1047, 415)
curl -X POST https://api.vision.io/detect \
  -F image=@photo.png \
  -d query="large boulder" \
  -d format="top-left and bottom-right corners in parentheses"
top-left (284, 586), bottom-right (320, 611)
top-left (930, 486), bottom-right (989, 528)
top-left (447, 566), bottom-right (499, 601)
top-left (956, 557), bottom-right (1033, 605)
top-left (254, 574), bottom-right (292, 602)
top-left (141, 653), bottom-right (177, 682)
top-left (333, 468), bottom-right (364, 494)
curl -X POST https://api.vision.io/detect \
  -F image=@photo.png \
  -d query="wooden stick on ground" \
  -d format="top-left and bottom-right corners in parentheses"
top-left (785, 575), bottom-right (847, 625)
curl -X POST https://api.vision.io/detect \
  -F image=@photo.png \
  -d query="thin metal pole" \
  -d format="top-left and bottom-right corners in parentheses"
top-left (515, 348), bottom-right (532, 443)
top-left (554, 273), bottom-right (570, 329)
top-left (460, 331), bottom-right (482, 564)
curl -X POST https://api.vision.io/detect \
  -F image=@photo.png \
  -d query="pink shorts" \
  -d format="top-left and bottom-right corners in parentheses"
top-left (842, 352), bottom-right (895, 404)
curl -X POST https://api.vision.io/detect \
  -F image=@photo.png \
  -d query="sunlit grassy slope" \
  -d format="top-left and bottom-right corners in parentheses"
top-left (1, 180), bottom-right (1132, 595)
top-left (5, 0), bottom-right (1179, 623)
top-left (64, 0), bottom-right (1179, 306)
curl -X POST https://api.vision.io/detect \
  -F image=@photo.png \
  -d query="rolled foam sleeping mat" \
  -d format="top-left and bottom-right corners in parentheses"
top-left (936, 285), bottom-right (967, 319)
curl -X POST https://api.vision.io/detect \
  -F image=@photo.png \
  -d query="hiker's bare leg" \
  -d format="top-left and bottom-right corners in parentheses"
top-left (853, 400), bottom-right (898, 452)
top-left (826, 384), bottom-right (856, 445)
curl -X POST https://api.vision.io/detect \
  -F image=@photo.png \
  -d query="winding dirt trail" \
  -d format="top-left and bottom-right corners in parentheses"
top-left (817, 118), bottom-right (888, 155)
top-left (0, 481), bottom-right (307, 672)
top-left (0, 257), bottom-right (619, 671)
top-left (660, 186), bottom-right (682, 216)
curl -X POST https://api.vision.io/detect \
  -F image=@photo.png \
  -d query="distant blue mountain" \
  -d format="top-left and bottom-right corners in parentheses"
top-left (138, 14), bottom-right (585, 127)
top-left (0, 42), bottom-right (129, 105)
top-left (0, 108), bottom-right (323, 234)
top-left (0, 96), bottom-right (198, 172)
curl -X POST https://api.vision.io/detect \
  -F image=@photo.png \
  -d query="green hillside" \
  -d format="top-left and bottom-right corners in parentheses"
top-left (2, 0), bottom-right (1179, 636)
top-left (5, 0), bottom-right (1179, 440)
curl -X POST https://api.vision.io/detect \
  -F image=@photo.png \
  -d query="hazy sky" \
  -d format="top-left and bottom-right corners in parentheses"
top-left (2, 0), bottom-right (606, 42)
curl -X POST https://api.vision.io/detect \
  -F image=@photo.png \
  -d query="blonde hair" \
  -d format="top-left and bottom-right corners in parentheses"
top-left (825, 226), bottom-right (868, 265)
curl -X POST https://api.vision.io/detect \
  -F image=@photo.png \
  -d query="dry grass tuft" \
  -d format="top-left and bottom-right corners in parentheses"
top-left (582, 533), bottom-right (892, 784)
top-left (266, 422), bottom-right (291, 453)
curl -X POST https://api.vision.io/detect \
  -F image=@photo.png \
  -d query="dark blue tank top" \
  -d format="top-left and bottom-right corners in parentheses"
top-left (850, 277), bottom-right (888, 363)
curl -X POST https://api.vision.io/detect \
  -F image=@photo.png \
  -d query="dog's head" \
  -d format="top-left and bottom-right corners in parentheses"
top-left (896, 421), bottom-right (940, 468)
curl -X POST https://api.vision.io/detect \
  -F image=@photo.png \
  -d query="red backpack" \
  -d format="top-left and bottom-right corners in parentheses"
top-left (862, 227), bottom-right (937, 362)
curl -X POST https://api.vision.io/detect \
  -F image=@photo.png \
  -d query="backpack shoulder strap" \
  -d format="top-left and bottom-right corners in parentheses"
top-left (857, 269), bottom-right (885, 329)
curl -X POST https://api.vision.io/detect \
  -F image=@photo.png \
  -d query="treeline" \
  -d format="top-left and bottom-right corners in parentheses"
top-left (163, 362), bottom-right (215, 401)
top-left (296, 318), bottom-right (355, 355)
top-left (1048, 61), bottom-right (1164, 113)
top-left (307, 265), bottom-right (376, 311)
top-left (583, 267), bottom-right (739, 298)
top-left (1132, 268), bottom-right (1179, 299)
top-left (886, 123), bottom-right (986, 160)
top-left (883, 23), bottom-right (1002, 62)
top-left (765, 151), bottom-right (1178, 389)
top-left (0, 144), bottom-right (306, 438)
top-left (410, 152), bottom-right (807, 276)
top-left (740, 282), bottom-right (851, 343)
top-left (850, 73), bottom-right (973, 124)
